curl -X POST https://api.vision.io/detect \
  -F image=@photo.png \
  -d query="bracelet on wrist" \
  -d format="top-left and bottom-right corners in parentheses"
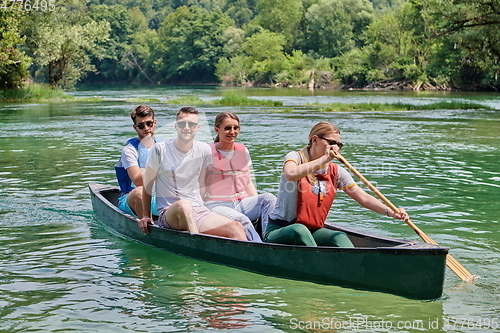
top-left (385, 207), bottom-right (390, 217)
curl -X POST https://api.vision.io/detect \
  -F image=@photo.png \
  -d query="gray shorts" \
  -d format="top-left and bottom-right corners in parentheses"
top-left (158, 204), bottom-right (216, 230)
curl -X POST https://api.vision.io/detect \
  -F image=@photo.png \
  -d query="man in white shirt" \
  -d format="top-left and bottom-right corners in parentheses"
top-left (138, 107), bottom-right (247, 240)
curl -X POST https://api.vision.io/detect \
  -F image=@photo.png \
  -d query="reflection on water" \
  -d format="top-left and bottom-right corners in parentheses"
top-left (0, 87), bottom-right (499, 332)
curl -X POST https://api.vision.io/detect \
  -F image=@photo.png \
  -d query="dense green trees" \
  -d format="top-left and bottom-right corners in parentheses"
top-left (216, 30), bottom-right (287, 85)
top-left (334, 2), bottom-right (433, 88)
top-left (413, 0), bottom-right (500, 89)
top-left (223, 0), bottom-right (256, 27)
top-left (2, 0), bottom-right (500, 90)
top-left (154, 6), bottom-right (233, 82)
top-left (120, 7), bottom-right (158, 83)
top-left (0, 11), bottom-right (30, 89)
top-left (302, 0), bottom-right (374, 58)
top-left (86, 4), bottom-right (134, 82)
top-left (21, 0), bottom-right (110, 87)
top-left (253, 0), bottom-right (302, 50)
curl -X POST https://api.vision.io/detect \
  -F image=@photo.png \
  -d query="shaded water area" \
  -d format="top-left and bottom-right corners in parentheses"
top-left (0, 85), bottom-right (499, 332)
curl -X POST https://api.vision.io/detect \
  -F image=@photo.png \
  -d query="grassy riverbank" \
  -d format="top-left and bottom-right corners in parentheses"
top-left (0, 84), bottom-right (102, 102)
top-left (164, 92), bottom-right (492, 111)
top-left (2, 86), bottom-right (493, 111)
top-left (313, 101), bottom-right (492, 112)
top-left (165, 92), bottom-right (283, 107)
top-left (0, 84), bottom-right (67, 101)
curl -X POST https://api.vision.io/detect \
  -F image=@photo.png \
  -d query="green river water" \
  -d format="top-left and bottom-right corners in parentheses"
top-left (0, 85), bottom-right (499, 332)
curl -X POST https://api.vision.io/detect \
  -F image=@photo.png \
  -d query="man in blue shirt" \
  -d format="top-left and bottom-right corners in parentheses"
top-left (115, 105), bottom-right (157, 218)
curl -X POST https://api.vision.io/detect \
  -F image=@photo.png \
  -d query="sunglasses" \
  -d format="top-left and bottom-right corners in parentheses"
top-left (318, 136), bottom-right (343, 149)
top-left (135, 121), bottom-right (155, 129)
top-left (177, 121), bottom-right (198, 129)
top-left (223, 125), bottom-right (240, 131)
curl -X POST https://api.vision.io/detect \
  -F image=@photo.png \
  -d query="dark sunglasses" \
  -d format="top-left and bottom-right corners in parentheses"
top-left (318, 136), bottom-right (343, 149)
top-left (224, 125), bottom-right (240, 131)
top-left (177, 121), bottom-right (198, 129)
top-left (135, 121), bottom-right (155, 129)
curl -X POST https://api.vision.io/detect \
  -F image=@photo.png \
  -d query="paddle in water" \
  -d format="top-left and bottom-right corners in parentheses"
top-left (330, 151), bottom-right (478, 282)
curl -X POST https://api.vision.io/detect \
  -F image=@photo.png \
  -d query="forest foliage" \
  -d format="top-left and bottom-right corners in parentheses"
top-left (2, 0), bottom-right (500, 91)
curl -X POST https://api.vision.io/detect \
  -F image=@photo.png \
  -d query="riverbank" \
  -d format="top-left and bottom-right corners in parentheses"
top-left (0, 84), bottom-right (103, 102)
top-left (2, 85), bottom-right (495, 112)
top-left (258, 79), bottom-right (454, 92)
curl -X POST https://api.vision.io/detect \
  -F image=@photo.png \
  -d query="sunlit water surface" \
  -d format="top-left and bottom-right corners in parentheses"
top-left (0, 86), bottom-right (499, 332)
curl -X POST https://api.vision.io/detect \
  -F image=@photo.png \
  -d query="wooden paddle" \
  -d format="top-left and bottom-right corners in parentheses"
top-left (330, 151), bottom-right (475, 282)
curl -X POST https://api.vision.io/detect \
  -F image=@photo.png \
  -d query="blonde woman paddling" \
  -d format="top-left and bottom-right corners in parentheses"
top-left (265, 121), bottom-right (409, 247)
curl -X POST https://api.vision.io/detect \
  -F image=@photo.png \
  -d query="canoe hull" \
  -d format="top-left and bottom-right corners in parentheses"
top-left (89, 183), bottom-right (447, 299)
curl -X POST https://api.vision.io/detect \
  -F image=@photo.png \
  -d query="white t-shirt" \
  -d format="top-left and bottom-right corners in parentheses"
top-left (116, 140), bottom-right (153, 189)
top-left (269, 151), bottom-right (357, 222)
top-left (147, 139), bottom-right (212, 213)
top-left (118, 142), bottom-right (151, 171)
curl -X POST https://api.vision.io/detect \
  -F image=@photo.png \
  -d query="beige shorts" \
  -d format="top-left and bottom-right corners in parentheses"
top-left (158, 204), bottom-right (216, 230)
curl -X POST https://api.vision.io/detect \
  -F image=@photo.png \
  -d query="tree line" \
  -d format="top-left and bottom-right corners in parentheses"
top-left (1, 0), bottom-right (500, 91)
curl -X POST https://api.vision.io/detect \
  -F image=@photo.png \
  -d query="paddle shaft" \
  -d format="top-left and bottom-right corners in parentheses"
top-left (330, 152), bottom-right (473, 281)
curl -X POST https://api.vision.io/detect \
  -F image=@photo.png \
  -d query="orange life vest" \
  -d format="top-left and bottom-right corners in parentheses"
top-left (296, 162), bottom-right (339, 230)
top-left (205, 142), bottom-right (250, 201)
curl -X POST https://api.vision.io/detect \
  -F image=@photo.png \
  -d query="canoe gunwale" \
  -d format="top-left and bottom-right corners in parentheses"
top-left (89, 182), bottom-right (448, 299)
top-left (90, 183), bottom-right (448, 254)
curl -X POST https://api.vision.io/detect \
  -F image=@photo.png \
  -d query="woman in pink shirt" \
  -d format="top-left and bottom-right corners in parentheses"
top-left (203, 112), bottom-right (276, 242)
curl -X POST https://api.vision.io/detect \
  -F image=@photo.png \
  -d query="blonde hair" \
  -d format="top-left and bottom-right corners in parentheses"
top-left (299, 121), bottom-right (341, 183)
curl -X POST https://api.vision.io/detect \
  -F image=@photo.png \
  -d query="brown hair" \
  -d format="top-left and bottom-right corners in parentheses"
top-left (130, 105), bottom-right (154, 124)
top-left (299, 121), bottom-right (341, 183)
top-left (213, 111), bottom-right (240, 142)
top-left (176, 106), bottom-right (199, 120)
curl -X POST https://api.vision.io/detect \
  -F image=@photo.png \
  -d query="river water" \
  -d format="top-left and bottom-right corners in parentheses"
top-left (0, 85), bottom-right (499, 332)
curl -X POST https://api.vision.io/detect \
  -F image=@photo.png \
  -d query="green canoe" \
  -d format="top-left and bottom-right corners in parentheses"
top-left (89, 183), bottom-right (448, 299)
